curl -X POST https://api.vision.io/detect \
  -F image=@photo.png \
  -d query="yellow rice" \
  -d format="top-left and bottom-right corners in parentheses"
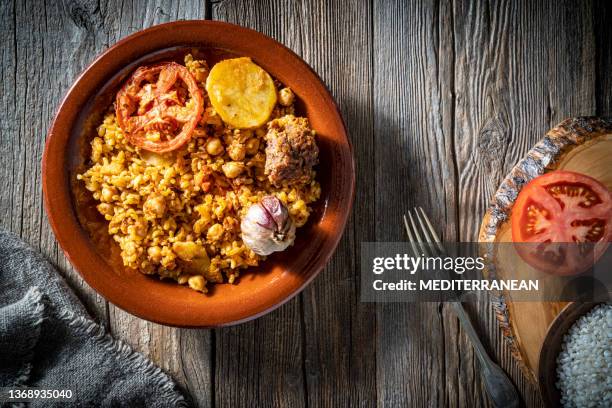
top-left (77, 55), bottom-right (320, 293)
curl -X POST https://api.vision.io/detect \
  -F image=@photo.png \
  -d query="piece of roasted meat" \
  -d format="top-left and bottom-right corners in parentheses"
top-left (264, 115), bottom-right (319, 186)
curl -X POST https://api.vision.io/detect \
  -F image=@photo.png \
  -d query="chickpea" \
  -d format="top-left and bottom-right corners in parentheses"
top-left (206, 137), bottom-right (224, 156)
top-left (132, 221), bottom-right (148, 238)
top-left (278, 87), bottom-right (295, 106)
top-left (97, 203), bottom-right (114, 216)
top-left (188, 275), bottom-right (206, 292)
top-left (101, 186), bottom-right (116, 202)
top-left (204, 108), bottom-right (223, 127)
top-left (193, 218), bottom-right (207, 234)
top-left (143, 195), bottom-right (166, 218)
top-left (207, 223), bottom-right (224, 241)
top-left (245, 138), bottom-right (260, 155)
top-left (123, 241), bottom-right (137, 255)
top-left (148, 246), bottom-right (163, 263)
top-left (228, 143), bottom-right (246, 161)
top-left (221, 162), bottom-right (244, 179)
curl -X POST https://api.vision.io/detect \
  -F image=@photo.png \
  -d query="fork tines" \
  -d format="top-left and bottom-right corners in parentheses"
top-left (403, 207), bottom-right (445, 257)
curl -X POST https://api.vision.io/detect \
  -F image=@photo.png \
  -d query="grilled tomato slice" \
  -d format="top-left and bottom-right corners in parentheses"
top-left (511, 170), bottom-right (612, 275)
top-left (116, 62), bottom-right (204, 153)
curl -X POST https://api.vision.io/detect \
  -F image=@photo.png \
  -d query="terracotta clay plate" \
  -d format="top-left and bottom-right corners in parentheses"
top-left (42, 21), bottom-right (355, 327)
top-left (479, 117), bottom-right (612, 382)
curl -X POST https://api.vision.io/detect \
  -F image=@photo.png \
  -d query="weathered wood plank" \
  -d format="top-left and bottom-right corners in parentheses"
top-left (0, 0), bottom-right (18, 232)
top-left (277, 1), bottom-right (377, 406)
top-left (452, 2), bottom-right (534, 404)
top-left (453, 1), bottom-right (597, 407)
top-left (373, 0), bottom-right (461, 406)
top-left (594, 0), bottom-right (612, 117)
top-left (212, 0), bottom-right (376, 406)
top-left (0, 0), bottom-right (110, 319)
top-left (213, 304), bottom-right (306, 407)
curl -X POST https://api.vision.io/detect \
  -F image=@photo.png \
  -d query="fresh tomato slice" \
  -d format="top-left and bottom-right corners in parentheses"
top-left (511, 170), bottom-right (612, 275)
top-left (115, 62), bottom-right (204, 153)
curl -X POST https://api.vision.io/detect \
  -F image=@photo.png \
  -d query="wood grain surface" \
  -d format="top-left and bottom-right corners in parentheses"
top-left (1, 0), bottom-right (610, 407)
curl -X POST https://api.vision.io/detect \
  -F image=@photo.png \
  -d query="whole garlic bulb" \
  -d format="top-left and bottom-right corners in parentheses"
top-left (241, 196), bottom-right (296, 256)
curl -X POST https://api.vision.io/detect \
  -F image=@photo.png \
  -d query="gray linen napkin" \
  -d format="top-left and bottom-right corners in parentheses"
top-left (0, 229), bottom-right (189, 407)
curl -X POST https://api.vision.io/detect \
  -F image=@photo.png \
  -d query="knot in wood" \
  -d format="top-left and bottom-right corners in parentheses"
top-left (67, 0), bottom-right (100, 32)
top-left (477, 115), bottom-right (509, 171)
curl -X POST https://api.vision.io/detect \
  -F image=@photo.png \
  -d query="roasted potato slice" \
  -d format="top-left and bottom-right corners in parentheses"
top-left (205, 57), bottom-right (277, 129)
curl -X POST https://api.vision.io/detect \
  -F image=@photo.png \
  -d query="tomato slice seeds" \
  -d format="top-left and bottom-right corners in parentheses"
top-left (116, 62), bottom-right (204, 153)
top-left (511, 170), bottom-right (612, 275)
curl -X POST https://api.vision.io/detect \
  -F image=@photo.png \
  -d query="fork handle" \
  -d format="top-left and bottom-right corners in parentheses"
top-left (451, 302), bottom-right (520, 408)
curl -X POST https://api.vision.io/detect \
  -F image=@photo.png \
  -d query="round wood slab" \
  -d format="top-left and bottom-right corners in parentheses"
top-left (478, 117), bottom-right (612, 383)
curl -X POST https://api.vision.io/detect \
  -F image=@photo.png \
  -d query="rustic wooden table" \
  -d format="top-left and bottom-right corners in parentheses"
top-left (1, 0), bottom-right (610, 406)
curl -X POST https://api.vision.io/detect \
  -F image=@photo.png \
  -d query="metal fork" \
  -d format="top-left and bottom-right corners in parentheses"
top-left (403, 208), bottom-right (520, 408)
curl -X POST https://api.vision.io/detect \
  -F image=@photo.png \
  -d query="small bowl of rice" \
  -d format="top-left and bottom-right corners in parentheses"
top-left (538, 302), bottom-right (612, 408)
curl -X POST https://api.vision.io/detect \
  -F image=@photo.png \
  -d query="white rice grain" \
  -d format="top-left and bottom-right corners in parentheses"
top-left (556, 303), bottom-right (612, 408)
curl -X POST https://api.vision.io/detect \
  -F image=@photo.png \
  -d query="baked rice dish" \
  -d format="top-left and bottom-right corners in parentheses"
top-left (77, 54), bottom-right (320, 293)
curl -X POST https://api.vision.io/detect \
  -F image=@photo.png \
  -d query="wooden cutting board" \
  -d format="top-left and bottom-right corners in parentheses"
top-left (479, 117), bottom-right (612, 384)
